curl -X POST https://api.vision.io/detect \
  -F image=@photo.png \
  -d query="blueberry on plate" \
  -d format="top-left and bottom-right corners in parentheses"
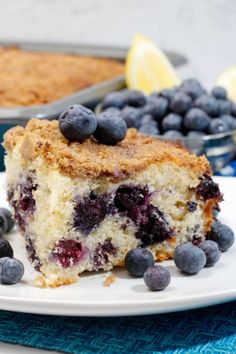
top-left (198, 240), bottom-right (220, 267)
top-left (141, 114), bottom-right (155, 125)
top-left (102, 91), bottom-right (126, 109)
top-left (173, 242), bottom-right (206, 274)
top-left (184, 108), bottom-right (210, 132)
top-left (180, 79), bottom-right (206, 99)
top-left (194, 95), bottom-right (218, 116)
top-left (124, 90), bottom-right (147, 107)
top-left (144, 265), bottom-right (171, 291)
top-left (0, 212), bottom-right (8, 234)
top-left (124, 248), bottom-right (155, 277)
top-left (143, 97), bottom-right (168, 121)
top-left (0, 239), bottom-right (14, 258)
top-left (217, 99), bottom-right (231, 115)
top-left (93, 112), bottom-right (127, 145)
top-left (170, 92), bottom-right (192, 114)
top-left (59, 104), bottom-right (97, 142)
top-left (0, 257), bottom-right (24, 285)
top-left (187, 131), bottom-right (205, 138)
top-left (121, 106), bottom-right (142, 128)
top-left (206, 221), bottom-right (234, 252)
top-left (162, 130), bottom-right (183, 140)
top-left (208, 118), bottom-right (230, 134)
top-left (220, 115), bottom-right (236, 130)
top-left (162, 113), bottom-right (182, 132)
top-left (139, 123), bottom-right (160, 136)
top-left (211, 86), bottom-right (227, 100)
top-left (0, 208), bottom-right (15, 233)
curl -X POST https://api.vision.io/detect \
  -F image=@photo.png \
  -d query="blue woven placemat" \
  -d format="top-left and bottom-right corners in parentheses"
top-left (0, 301), bottom-right (236, 353)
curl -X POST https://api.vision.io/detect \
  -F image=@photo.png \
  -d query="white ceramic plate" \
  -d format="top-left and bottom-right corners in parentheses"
top-left (0, 173), bottom-right (235, 317)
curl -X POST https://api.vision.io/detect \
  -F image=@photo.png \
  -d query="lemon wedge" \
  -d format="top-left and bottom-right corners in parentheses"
top-left (216, 67), bottom-right (236, 101)
top-left (125, 34), bottom-right (180, 94)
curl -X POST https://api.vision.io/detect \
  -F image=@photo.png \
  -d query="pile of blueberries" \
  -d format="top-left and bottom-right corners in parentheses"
top-left (101, 79), bottom-right (236, 140)
top-left (0, 208), bottom-right (24, 285)
top-left (125, 216), bottom-right (234, 291)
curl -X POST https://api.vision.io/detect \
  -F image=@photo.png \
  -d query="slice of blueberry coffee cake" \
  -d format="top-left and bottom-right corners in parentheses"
top-left (3, 107), bottom-right (222, 287)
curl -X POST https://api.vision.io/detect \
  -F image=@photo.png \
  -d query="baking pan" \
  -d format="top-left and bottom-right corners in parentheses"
top-left (0, 41), bottom-right (187, 125)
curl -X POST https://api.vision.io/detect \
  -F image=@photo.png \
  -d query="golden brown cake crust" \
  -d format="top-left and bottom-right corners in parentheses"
top-left (3, 118), bottom-right (211, 182)
top-left (0, 47), bottom-right (124, 107)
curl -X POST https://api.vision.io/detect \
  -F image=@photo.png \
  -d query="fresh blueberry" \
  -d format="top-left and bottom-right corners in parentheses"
top-left (0, 257), bottom-right (24, 285)
top-left (174, 242), bottom-right (206, 274)
top-left (220, 115), bottom-right (236, 130)
top-left (187, 131), bottom-right (205, 138)
top-left (159, 88), bottom-right (177, 102)
top-left (0, 213), bottom-right (8, 234)
top-left (139, 123), bottom-right (159, 136)
top-left (103, 107), bottom-right (121, 114)
top-left (170, 92), bottom-right (192, 114)
top-left (206, 221), bottom-right (234, 252)
top-left (162, 130), bottom-right (183, 140)
top-left (93, 112), bottom-right (127, 145)
top-left (198, 240), bottom-right (220, 267)
top-left (124, 90), bottom-right (146, 107)
top-left (180, 79), bottom-right (206, 99)
top-left (59, 105), bottom-right (97, 142)
top-left (194, 95), bottom-right (218, 116)
top-left (211, 86), bottom-right (227, 100)
top-left (0, 208), bottom-right (15, 233)
top-left (212, 208), bottom-right (219, 219)
top-left (102, 92), bottom-right (126, 109)
top-left (121, 106), bottom-right (142, 128)
top-left (149, 91), bottom-right (159, 99)
top-left (144, 265), bottom-right (171, 291)
top-left (141, 114), bottom-right (155, 125)
top-left (143, 97), bottom-right (168, 121)
top-left (0, 228), bottom-right (3, 238)
top-left (217, 100), bottom-right (231, 115)
top-left (184, 108), bottom-right (210, 132)
top-left (0, 239), bottom-right (13, 258)
top-left (208, 118), bottom-right (230, 134)
top-left (231, 102), bottom-right (236, 117)
top-left (124, 248), bottom-right (155, 277)
top-left (162, 113), bottom-right (182, 131)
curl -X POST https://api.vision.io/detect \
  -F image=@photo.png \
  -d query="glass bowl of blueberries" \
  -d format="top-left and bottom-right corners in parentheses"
top-left (96, 79), bottom-right (236, 171)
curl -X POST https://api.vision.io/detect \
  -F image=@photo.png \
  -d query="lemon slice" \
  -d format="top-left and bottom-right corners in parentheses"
top-left (125, 34), bottom-right (180, 94)
top-left (216, 67), bottom-right (236, 101)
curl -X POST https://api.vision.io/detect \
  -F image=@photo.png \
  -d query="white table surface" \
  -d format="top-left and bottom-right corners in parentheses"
top-left (0, 343), bottom-right (59, 353)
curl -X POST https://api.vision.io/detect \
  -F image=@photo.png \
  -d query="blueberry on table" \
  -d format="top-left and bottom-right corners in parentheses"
top-left (93, 112), bottom-right (127, 145)
top-left (0, 257), bottom-right (24, 285)
top-left (59, 104), bottom-right (97, 142)
top-left (220, 115), bottom-right (236, 130)
top-left (206, 221), bottom-right (234, 252)
top-left (144, 265), bottom-right (171, 291)
top-left (0, 213), bottom-right (8, 234)
top-left (0, 239), bottom-right (13, 258)
top-left (208, 118), bottom-right (230, 134)
top-left (124, 90), bottom-right (147, 107)
top-left (102, 92), bottom-right (126, 109)
top-left (184, 108), bottom-right (210, 132)
top-left (173, 243), bottom-right (206, 274)
top-left (211, 86), bottom-right (227, 100)
top-left (139, 123), bottom-right (160, 136)
top-left (170, 92), bottom-right (192, 114)
top-left (121, 106), bottom-right (142, 128)
top-left (143, 97), bottom-right (168, 121)
top-left (162, 130), bottom-right (183, 140)
top-left (124, 248), bottom-right (155, 277)
top-left (194, 95), bottom-right (218, 117)
top-left (198, 240), bottom-right (220, 267)
top-left (0, 208), bottom-right (15, 233)
top-left (217, 99), bottom-right (231, 115)
top-left (162, 113), bottom-right (182, 132)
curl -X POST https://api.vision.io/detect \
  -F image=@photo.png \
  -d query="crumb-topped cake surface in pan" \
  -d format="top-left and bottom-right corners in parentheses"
top-left (0, 47), bottom-right (124, 107)
top-left (3, 119), bottom-right (221, 287)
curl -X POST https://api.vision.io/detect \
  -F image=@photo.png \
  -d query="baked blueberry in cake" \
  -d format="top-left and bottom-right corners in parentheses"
top-left (3, 113), bottom-right (222, 287)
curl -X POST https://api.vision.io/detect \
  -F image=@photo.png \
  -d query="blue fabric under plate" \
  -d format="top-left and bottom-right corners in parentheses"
top-left (0, 301), bottom-right (236, 353)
